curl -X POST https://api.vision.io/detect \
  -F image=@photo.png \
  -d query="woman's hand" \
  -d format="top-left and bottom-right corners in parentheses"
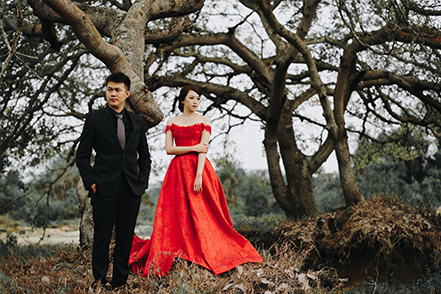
top-left (194, 174), bottom-right (203, 193)
top-left (193, 143), bottom-right (209, 154)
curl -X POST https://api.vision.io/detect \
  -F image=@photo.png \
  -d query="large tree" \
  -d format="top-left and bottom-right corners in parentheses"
top-left (1, 0), bottom-right (441, 218)
top-left (1, 0), bottom-right (204, 171)
top-left (139, 0), bottom-right (441, 216)
top-left (1, 0), bottom-right (205, 240)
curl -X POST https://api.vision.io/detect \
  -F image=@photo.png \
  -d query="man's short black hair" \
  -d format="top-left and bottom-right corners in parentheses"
top-left (106, 72), bottom-right (131, 91)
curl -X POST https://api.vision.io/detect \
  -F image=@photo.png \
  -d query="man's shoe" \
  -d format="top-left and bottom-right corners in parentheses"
top-left (88, 279), bottom-right (111, 292)
top-left (111, 284), bottom-right (129, 293)
top-left (88, 280), bottom-right (99, 293)
top-left (103, 281), bottom-right (113, 290)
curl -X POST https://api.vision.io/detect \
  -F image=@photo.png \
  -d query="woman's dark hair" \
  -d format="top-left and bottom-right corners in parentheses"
top-left (106, 72), bottom-right (131, 91)
top-left (177, 85), bottom-right (201, 112)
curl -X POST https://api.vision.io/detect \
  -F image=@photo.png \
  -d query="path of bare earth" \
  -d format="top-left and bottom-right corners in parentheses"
top-left (1, 223), bottom-right (152, 245)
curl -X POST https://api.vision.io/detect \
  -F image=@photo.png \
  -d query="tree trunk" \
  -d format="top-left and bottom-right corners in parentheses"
top-left (76, 178), bottom-right (94, 248)
top-left (332, 44), bottom-right (367, 205)
top-left (333, 128), bottom-right (365, 205)
top-left (278, 108), bottom-right (317, 216)
top-left (264, 118), bottom-right (291, 214)
top-left (263, 109), bottom-right (317, 218)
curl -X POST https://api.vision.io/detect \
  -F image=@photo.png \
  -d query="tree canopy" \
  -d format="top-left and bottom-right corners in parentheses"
top-left (1, 0), bottom-right (441, 217)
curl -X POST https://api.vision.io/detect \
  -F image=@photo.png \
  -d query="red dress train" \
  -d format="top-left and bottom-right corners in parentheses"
top-left (129, 123), bottom-right (262, 276)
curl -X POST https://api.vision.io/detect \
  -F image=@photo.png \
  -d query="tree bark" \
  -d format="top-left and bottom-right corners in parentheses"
top-left (332, 42), bottom-right (368, 205)
top-left (333, 128), bottom-right (364, 205)
top-left (76, 178), bottom-right (94, 248)
top-left (263, 105), bottom-right (318, 218)
top-left (278, 106), bottom-right (317, 217)
top-left (264, 119), bottom-right (291, 214)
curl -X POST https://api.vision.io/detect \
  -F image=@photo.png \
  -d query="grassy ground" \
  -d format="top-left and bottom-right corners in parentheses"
top-left (0, 240), bottom-right (338, 293)
top-left (1, 197), bottom-right (441, 293)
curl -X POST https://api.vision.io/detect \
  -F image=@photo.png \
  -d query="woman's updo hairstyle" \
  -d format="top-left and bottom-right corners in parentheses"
top-left (177, 85), bottom-right (201, 112)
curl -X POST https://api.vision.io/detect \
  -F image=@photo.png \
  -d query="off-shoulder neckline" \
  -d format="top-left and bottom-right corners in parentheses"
top-left (167, 122), bottom-right (211, 128)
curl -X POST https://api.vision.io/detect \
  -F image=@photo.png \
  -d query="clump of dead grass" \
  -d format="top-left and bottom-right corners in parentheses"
top-left (260, 196), bottom-right (441, 284)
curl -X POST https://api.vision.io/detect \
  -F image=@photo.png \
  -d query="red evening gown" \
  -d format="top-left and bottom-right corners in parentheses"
top-left (129, 123), bottom-right (262, 277)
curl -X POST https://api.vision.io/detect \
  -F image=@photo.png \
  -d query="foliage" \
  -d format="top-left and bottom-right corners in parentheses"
top-left (213, 156), bottom-right (284, 218)
top-left (353, 125), bottom-right (432, 172)
top-left (354, 127), bottom-right (441, 211)
top-left (11, 187), bottom-right (79, 228)
top-left (308, 130), bottom-right (441, 214)
top-left (0, 233), bottom-right (18, 259)
top-left (0, 233), bottom-right (70, 260)
top-left (135, 184), bottom-right (161, 229)
top-left (1, 156), bottom-right (80, 228)
top-left (0, 0), bottom-right (102, 172)
top-left (344, 270), bottom-right (441, 294)
top-left (0, 170), bottom-right (27, 215)
top-left (233, 214), bottom-right (286, 236)
top-left (313, 171), bottom-right (346, 213)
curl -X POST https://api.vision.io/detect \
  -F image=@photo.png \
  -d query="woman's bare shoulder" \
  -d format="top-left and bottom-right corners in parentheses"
top-left (166, 116), bottom-right (180, 126)
top-left (201, 115), bottom-right (211, 126)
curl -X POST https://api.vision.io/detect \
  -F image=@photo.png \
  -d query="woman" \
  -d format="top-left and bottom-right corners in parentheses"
top-left (129, 85), bottom-right (262, 277)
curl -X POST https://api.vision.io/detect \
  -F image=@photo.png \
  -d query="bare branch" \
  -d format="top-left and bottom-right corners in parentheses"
top-left (408, 1), bottom-right (441, 16)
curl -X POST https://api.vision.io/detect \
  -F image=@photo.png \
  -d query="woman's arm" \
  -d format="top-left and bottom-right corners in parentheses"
top-left (194, 124), bottom-right (211, 193)
top-left (164, 129), bottom-right (208, 155)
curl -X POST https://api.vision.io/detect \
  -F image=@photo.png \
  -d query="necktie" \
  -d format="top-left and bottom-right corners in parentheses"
top-left (115, 114), bottom-right (125, 149)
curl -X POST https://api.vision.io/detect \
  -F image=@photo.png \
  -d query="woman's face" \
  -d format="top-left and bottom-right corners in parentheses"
top-left (182, 90), bottom-right (200, 112)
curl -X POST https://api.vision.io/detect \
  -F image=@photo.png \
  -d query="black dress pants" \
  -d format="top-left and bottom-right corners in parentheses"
top-left (91, 191), bottom-right (141, 287)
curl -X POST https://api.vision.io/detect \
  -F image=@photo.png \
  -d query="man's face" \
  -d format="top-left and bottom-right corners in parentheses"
top-left (106, 81), bottom-right (130, 112)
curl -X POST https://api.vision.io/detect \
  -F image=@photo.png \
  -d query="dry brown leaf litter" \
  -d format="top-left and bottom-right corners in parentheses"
top-left (2, 197), bottom-right (440, 293)
top-left (0, 243), bottom-right (339, 293)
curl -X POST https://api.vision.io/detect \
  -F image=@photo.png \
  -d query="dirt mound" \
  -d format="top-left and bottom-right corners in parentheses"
top-left (248, 197), bottom-right (441, 285)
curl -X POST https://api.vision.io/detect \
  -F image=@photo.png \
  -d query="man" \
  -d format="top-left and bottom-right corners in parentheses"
top-left (76, 72), bottom-right (151, 290)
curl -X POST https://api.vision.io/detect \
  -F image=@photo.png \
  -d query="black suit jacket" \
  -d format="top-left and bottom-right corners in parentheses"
top-left (76, 106), bottom-right (151, 196)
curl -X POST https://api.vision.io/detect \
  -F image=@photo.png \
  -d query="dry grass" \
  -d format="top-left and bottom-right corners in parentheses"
top-left (270, 197), bottom-right (441, 263)
top-left (249, 197), bottom-right (441, 287)
top-left (1, 245), bottom-right (91, 293)
top-left (2, 197), bottom-right (439, 293)
top-left (0, 241), bottom-right (340, 293)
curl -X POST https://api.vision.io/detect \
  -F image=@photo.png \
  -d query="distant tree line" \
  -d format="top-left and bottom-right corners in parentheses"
top-left (3, 126), bottom-right (441, 230)
top-left (314, 126), bottom-right (441, 212)
top-left (0, 158), bottom-right (79, 228)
